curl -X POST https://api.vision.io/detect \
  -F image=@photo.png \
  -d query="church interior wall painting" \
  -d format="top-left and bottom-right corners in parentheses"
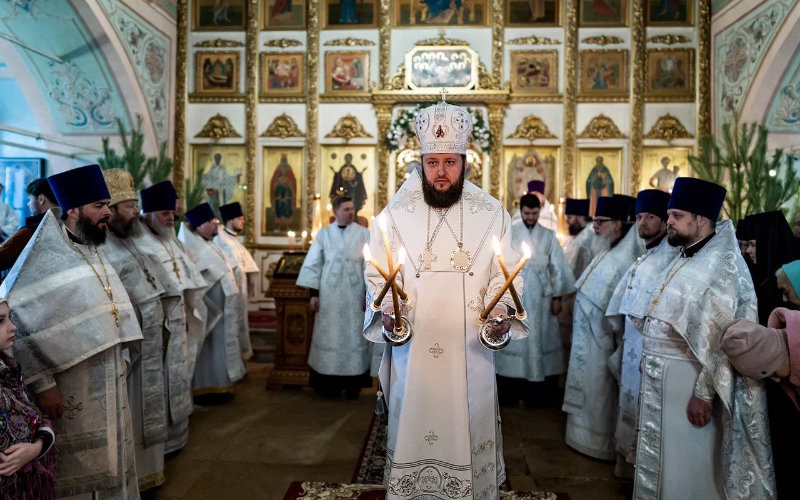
top-left (510, 50), bottom-right (559, 94)
top-left (263, 0), bottom-right (307, 29)
top-left (579, 0), bottom-right (628, 26)
top-left (646, 0), bottom-right (693, 26)
top-left (190, 144), bottom-right (247, 214)
top-left (193, 0), bottom-right (246, 30)
top-left (503, 146), bottom-right (560, 212)
top-left (262, 146), bottom-right (305, 236)
top-left (505, 0), bottom-right (562, 26)
top-left (393, 0), bottom-right (489, 27)
top-left (641, 146), bottom-right (692, 193)
top-left (320, 145), bottom-right (376, 220)
top-left (261, 52), bottom-right (305, 96)
top-left (645, 49), bottom-right (695, 100)
top-left (579, 50), bottom-right (629, 97)
top-left (323, 0), bottom-right (378, 28)
top-left (325, 51), bottom-right (370, 93)
top-left (577, 148), bottom-right (623, 215)
top-left (196, 51), bottom-right (241, 95)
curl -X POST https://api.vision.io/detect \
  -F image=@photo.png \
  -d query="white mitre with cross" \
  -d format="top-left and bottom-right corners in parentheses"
top-left (414, 89), bottom-right (473, 155)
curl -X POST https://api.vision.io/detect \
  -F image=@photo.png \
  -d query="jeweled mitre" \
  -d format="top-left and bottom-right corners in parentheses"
top-left (414, 98), bottom-right (472, 155)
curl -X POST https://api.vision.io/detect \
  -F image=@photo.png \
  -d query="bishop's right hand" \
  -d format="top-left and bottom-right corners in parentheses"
top-left (36, 386), bottom-right (64, 419)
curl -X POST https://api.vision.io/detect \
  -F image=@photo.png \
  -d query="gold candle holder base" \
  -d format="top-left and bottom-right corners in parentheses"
top-left (478, 315), bottom-right (513, 351)
top-left (382, 315), bottom-right (413, 346)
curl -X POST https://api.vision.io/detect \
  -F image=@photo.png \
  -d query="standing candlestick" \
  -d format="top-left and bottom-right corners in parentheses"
top-left (491, 236), bottom-right (524, 313)
top-left (480, 242), bottom-right (531, 320)
top-left (287, 231), bottom-right (295, 251)
top-left (301, 231), bottom-right (308, 251)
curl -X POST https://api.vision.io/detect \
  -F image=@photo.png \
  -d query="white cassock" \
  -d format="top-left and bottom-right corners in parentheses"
top-left (0, 201), bottom-right (19, 238)
top-left (604, 236), bottom-right (678, 464)
top-left (178, 224), bottom-right (246, 395)
top-left (633, 221), bottom-right (775, 499)
top-left (215, 227), bottom-right (259, 361)
top-left (511, 199), bottom-right (557, 232)
top-left (562, 227), bottom-right (644, 460)
top-left (297, 222), bottom-right (371, 376)
top-left (496, 221), bottom-right (574, 381)
top-left (363, 171), bottom-right (528, 500)
top-left (562, 224), bottom-right (608, 280)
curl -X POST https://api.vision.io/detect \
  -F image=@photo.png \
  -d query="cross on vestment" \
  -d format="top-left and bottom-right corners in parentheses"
top-left (420, 248), bottom-right (438, 270)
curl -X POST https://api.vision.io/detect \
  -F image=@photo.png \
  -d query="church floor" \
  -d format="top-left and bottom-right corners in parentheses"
top-left (152, 362), bottom-right (628, 499)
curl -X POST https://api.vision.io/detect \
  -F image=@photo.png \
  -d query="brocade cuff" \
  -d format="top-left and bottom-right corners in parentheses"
top-left (693, 368), bottom-right (716, 402)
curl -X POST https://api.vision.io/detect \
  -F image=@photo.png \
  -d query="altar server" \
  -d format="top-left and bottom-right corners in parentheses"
top-left (511, 180), bottom-right (558, 232)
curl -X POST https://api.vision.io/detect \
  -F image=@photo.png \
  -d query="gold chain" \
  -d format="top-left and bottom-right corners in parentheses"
top-left (72, 243), bottom-right (119, 327)
top-left (646, 256), bottom-right (693, 315)
top-left (577, 250), bottom-right (610, 290)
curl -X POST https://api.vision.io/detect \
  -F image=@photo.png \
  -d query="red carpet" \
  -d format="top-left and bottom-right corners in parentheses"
top-left (248, 310), bottom-right (277, 329)
top-left (283, 481), bottom-right (569, 499)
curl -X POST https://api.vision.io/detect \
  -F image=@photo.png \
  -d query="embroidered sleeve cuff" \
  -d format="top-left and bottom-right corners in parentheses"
top-left (34, 427), bottom-right (55, 458)
top-left (694, 369), bottom-right (716, 402)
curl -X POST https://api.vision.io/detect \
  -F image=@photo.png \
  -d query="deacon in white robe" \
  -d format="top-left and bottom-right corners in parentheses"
top-left (4, 165), bottom-right (141, 499)
top-left (633, 178), bottom-right (775, 499)
top-left (215, 202), bottom-right (259, 361)
top-left (103, 169), bottom-right (169, 491)
top-left (179, 203), bottom-right (246, 397)
top-left (364, 99), bottom-right (528, 500)
top-left (563, 195), bottom-right (644, 461)
top-left (496, 193), bottom-right (574, 405)
top-left (604, 190), bottom-right (677, 470)
top-left (510, 180), bottom-right (557, 232)
top-left (297, 195), bottom-right (371, 398)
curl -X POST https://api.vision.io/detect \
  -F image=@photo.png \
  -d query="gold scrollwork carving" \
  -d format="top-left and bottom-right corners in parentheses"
top-left (415, 33), bottom-right (469, 46)
top-left (264, 38), bottom-right (303, 48)
top-left (194, 115), bottom-right (242, 140)
top-left (323, 37), bottom-right (376, 46)
top-left (506, 36), bottom-right (561, 46)
top-left (174, 0), bottom-right (188, 198)
top-left (261, 113), bottom-right (304, 138)
top-left (477, 61), bottom-right (496, 90)
top-left (581, 35), bottom-right (624, 46)
top-left (245, 0), bottom-right (258, 244)
top-left (307, 0), bottom-right (321, 232)
top-left (188, 94), bottom-right (247, 103)
top-left (325, 114), bottom-right (374, 140)
top-left (388, 63), bottom-right (407, 90)
top-left (488, 103), bottom-right (506, 198)
top-left (578, 115), bottom-right (626, 140)
top-left (697, 0), bottom-right (711, 139)
top-left (647, 34), bottom-right (691, 45)
top-left (644, 114), bottom-right (694, 142)
top-left (563, 0), bottom-right (578, 198)
top-left (194, 38), bottom-right (245, 48)
top-left (491, 0), bottom-right (504, 89)
top-left (630, 0), bottom-right (645, 193)
top-left (376, 103), bottom-right (394, 207)
top-left (507, 115), bottom-right (557, 142)
top-left (379, 0), bottom-right (392, 89)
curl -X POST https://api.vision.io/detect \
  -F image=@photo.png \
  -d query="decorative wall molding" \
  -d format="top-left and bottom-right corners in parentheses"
top-left (323, 37), bottom-right (375, 46)
top-left (264, 38), bottom-right (302, 48)
top-left (194, 38), bottom-right (244, 48)
top-left (630, 0), bottom-right (645, 191)
top-left (645, 114), bottom-right (694, 142)
top-left (506, 115), bottom-right (557, 141)
top-left (647, 34), bottom-right (691, 45)
top-left (261, 113), bottom-right (304, 138)
top-left (379, 0), bottom-right (392, 89)
top-left (507, 35), bottom-right (561, 45)
top-left (173, 0), bottom-right (188, 198)
top-left (415, 34), bottom-right (469, 46)
top-left (194, 113), bottom-right (242, 139)
top-left (325, 114), bottom-right (373, 140)
top-left (582, 35), bottom-right (624, 46)
top-left (577, 115), bottom-right (626, 140)
top-left (244, 0), bottom-right (258, 244)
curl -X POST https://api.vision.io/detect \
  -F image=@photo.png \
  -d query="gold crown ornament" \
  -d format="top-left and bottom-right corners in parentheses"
top-left (414, 90), bottom-right (473, 155)
top-left (102, 168), bottom-right (138, 207)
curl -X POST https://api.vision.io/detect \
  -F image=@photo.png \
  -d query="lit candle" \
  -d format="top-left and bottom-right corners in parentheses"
top-left (491, 236), bottom-right (524, 313)
top-left (480, 242), bottom-right (531, 320)
top-left (287, 231), bottom-right (295, 251)
top-left (373, 248), bottom-right (406, 308)
top-left (363, 244), bottom-right (408, 301)
top-left (301, 230), bottom-right (308, 251)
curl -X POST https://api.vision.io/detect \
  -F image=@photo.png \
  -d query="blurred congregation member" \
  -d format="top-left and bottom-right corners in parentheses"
top-left (496, 193), bottom-right (573, 407)
top-left (0, 183), bottom-right (19, 243)
top-left (605, 190), bottom-right (677, 474)
top-left (635, 178), bottom-right (774, 499)
top-left (3, 164), bottom-right (142, 498)
top-left (0, 178), bottom-right (57, 272)
top-left (215, 202), bottom-right (259, 361)
top-left (562, 195), bottom-right (643, 460)
top-left (179, 203), bottom-right (246, 399)
top-left (297, 194), bottom-right (371, 399)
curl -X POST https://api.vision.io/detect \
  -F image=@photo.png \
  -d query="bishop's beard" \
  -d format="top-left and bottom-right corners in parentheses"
top-left (421, 168), bottom-right (466, 209)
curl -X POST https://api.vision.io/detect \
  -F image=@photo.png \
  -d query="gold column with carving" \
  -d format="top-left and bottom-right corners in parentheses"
top-left (173, 0), bottom-right (188, 199)
top-left (244, 0), bottom-right (258, 244)
top-left (488, 103), bottom-right (506, 198)
top-left (491, 0), bottom-right (504, 88)
top-left (563, 0), bottom-right (578, 198)
top-left (629, 0), bottom-right (645, 193)
top-left (376, 103), bottom-right (394, 208)
top-left (379, 0), bottom-right (391, 88)
top-left (307, 1), bottom-right (320, 231)
top-left (697, 0), bottom-right (711, 139)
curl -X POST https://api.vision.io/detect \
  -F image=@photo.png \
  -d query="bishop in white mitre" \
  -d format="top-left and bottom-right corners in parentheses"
top-left (496, 193), bottom-right (574, 405)
top-left (4, 164), bottom-right (141, 498)
top-left (297, 194), bottom-right (371, 398)
top-left (511, 179), bottom-right (557, 232)
top-left (562, 195), bottom-right (644, 460)
top-left (215, 201), bottom-right (259, 361)
top-left (179, 203), bottom-right (246, 397)
top-left (604, 190), bottom-right (677, 471)
top-left (363, 98), bottom-right (528, 500)
top-left (633, 178), bottom-right (774, 499)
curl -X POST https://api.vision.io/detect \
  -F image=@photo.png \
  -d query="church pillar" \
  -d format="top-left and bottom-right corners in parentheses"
top-left (376, 103), bottom-right (394, 207)
top-left (488, 103), bottom-right (506, 199)
top-left (379, 0), bottom-right (392, 89)
top-left (491, 0), bottom-right (504, 89)
top-left (306, 0), bottom-right (321, 231)
top-left (173, 0), bottom-right (188, 199)
top-left (697, 0), bottom-right (712, 140)
top-left (244, 0), bottom-right (258, 245)
top-left (563, 0), bottom-right (579, 198)
top-left (630, 0), bottom-right (645, 192)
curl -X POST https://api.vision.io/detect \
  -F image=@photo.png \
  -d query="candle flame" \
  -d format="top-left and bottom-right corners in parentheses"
top-left (288, 231), bottom-right (295, 238)
top-left (521, 242), bottom-right (532, 260)
top-left (326, 203), bottom-right (332, 211)
top-left (301, 230), bottom-right (308, 238)
top-left (491, 235), bottom-right (502, 256)
top-left (378, 213), bottom-right (387, 232)
top-left (398, 247), bottom-right (406, 265)
top-left (363, 244), bottom-right (372, 261)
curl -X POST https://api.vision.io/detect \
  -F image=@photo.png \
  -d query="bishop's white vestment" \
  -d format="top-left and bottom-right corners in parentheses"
top-left (562, 226), bottom-right (644, 460)
top-left (633, 221), bottom-right (775, 499)
top-left (1, 211), bottom-right (141, 498)
top-left (496, 221), bottom-right (574, 381)
top-left (178, 224), bottom-right (245, 395)
top-left (297, 222), bottom-right (371, 376)
top-left (363, 172), bottom-right (528, 500)
top-left (605, 236), bottom-right (678, 464)
top-left (215, 227), bottom-right (259, 360)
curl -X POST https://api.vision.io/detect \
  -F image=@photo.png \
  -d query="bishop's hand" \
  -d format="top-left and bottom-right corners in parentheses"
top-left (488, 308), bottom-right (511, 336)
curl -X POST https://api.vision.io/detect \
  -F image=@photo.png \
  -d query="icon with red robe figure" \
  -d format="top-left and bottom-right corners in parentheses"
top-left (270, 153), bottom-right (297, 232)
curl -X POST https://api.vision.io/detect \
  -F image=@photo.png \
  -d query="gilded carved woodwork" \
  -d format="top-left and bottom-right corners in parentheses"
top-left (491, 0), bottom-right (504, 89)
top-left (415, 33), bottom-right (469, 46)
top-left (194, 38), bottom-right (244, 48)
top-left (507, 115), bottom-right (557, 142)
top-left (647, 34), bottom-right (691, 45)
top-left (376, 103), bottom-right (394, 207)
top-left (630, 0), bottom-right (645, 192)
top-left (324, 114), bottom-right (374, 140)
top-left (506, 36), bottom-right (561, 45)
top-left (323, 38), bottom-right (375, 46)
top-left (645, 114), bottom-right (694, 142)
top-left (379, 0), bottom-right (392, 88)
top-left (488, 103), bottom-right (506, 198)
top-left (245, 0), bottom-right (258, 244)
top-left (578, 115), bottom-right (626, 140)
top-left (563, 0), bottom-right (578, 197)
top-left (174, 0), bottom-right (187, 199)
top-left (194, 113), bottom-right (242, 139)
top-left (264, 39), bottom-right (302, 48)
top-left (261, 113), bottom-right (305, 138)
top-left (306, 0), bottom-right (321, 232)
top-left (697, 0), bottom-right (711, 139)
top-left (582, 35), bottom-right (624, 46)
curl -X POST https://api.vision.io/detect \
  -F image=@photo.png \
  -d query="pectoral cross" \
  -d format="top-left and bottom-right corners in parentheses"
top-left (172, 260), bottom-right (181, 281)
top-left (419, 248), bottom-right (438, 270)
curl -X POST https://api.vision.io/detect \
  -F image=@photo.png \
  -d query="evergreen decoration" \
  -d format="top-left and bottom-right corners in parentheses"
top-left (689, 119), bottom-right (799, 224)
top-left (384, 103), bottom-right (493, 153)
top-left (184, 165), bottom-right (208, 216)
top-left (97, 114), bottom-right (174, 189)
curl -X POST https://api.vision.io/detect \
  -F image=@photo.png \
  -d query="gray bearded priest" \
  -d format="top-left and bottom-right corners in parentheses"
top-left (363, 97), bottom-right (529, 500)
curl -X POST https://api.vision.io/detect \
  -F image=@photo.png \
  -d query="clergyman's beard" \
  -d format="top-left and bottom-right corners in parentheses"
top-left (109, 217), bottom-right (136, 238)
top-left (77, 216), bottom-right (108, 245)
top-left (422, 169), bottom-right (465, 208)
top-left (667, 227), bottom-right (691, 247)
top-left (568, 221), bottom-right (583, 236)
top-left (153, 223), bottom-right (176, 240)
